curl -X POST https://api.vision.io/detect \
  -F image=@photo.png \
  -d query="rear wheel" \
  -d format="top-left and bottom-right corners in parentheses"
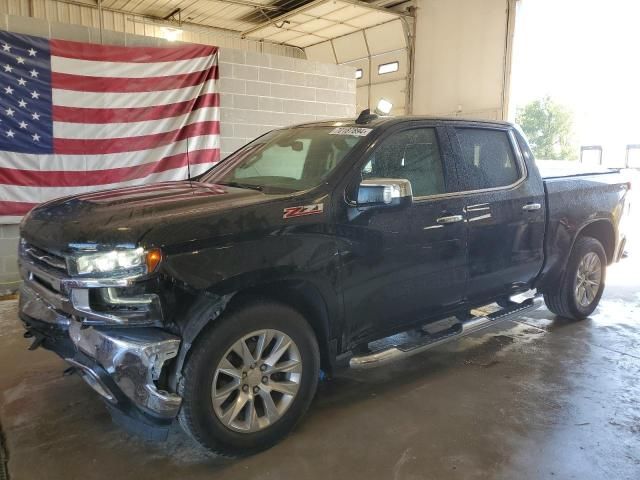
top-left (178, 300), bottom-right (320, 457)
top-left (543, 236), bottom-right (606, 320)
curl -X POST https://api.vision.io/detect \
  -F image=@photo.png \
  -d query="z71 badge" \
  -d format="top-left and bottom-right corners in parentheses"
top-left (283, 203), bottom-right (324, 219)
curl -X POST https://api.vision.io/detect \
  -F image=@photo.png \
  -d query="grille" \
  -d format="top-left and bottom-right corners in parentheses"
top-left (23, 242), bottom-right (67, 273)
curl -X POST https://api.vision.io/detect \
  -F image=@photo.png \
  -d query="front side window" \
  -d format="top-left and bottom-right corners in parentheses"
top-left (455, 128), bottom-right (520, 190)
top-left (201, 127), bottom-right (363, 193)
top-left (361, 128), bottom-right (446, 197)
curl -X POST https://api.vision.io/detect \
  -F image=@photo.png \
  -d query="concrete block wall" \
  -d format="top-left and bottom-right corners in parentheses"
top-left (0, 225), bottom-right (19, 295)
top-left (218, 49), bottom-right (356, 158)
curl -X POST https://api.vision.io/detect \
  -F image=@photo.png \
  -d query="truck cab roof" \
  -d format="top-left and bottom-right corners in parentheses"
top-left (293, 115), bottom-right (515, 130)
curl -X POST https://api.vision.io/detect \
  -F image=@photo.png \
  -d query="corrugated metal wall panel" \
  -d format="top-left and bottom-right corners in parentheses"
top-left (1, 0), bottom-right (30, 16)
top-left (0, 0), bottom-right (304, 58)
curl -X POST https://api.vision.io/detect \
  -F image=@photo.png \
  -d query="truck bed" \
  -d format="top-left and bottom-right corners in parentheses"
top-left (538, 167), bottom-right (630, 292)
top-left (536, 159), bottom-right (621, 179)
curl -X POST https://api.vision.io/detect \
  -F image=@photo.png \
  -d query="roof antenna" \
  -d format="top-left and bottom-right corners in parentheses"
top-left (355, 108), bottom-right (378, 125)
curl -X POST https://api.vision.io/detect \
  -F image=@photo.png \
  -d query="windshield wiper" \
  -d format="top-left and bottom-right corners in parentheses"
top-left (219, 181), bottom-right (264, 191)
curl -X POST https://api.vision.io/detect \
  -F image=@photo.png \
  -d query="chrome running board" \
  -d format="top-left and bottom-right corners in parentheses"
top-left (349, 297), bottom-right (539, 369)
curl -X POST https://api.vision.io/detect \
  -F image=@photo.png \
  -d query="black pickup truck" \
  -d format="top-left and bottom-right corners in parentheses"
top-left (18, 114), bottom-right (630, 456)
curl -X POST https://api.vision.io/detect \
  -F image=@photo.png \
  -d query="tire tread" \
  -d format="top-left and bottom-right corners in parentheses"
top-left (177, 297), bottom-right (319, 457)
top-left (543, 236), bottom-right (606, 320)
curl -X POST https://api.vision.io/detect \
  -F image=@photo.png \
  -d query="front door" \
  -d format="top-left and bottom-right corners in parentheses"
top-left (337, 124), bottom-right (468, 345)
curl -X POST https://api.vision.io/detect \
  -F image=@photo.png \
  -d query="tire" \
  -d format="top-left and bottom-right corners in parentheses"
top-left (178, 299), bottom-right (320, 457)
top-left (543, 236), bottom-right (606, 320)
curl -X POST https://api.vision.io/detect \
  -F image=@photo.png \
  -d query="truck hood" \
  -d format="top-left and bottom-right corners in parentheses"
top-left (21, 181), bottom-right (281, 252)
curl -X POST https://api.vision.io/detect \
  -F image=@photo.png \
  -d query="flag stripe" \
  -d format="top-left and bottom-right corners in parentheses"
top-left (51, 66), bottom-right (219, 93)
top-left (0, 163), bottom-right (215, 203)
top-left (0, 149), bottom-right (219, 187)
top-left (0, 201), bottom-right (38, 216)
top-left (53, 93), bottom-right (219, 123)
top-left (54, 106), bottom-right (220, 140)
top-left (53, 120), bottom-right (220, 154)
top-left (52, 79), bottom-right (217, 108)
top-left (50, 39), bottom-right (217, 62)
top-left (0, 135), bottom-right (221, 171)
top-left (51, 54), bottom-right (216, 78)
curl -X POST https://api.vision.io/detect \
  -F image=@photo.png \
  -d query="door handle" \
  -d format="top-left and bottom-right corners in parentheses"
top-left (436, 214), bottom-right (464, 224)
top-left (522, 203), bottom-right (542, 212)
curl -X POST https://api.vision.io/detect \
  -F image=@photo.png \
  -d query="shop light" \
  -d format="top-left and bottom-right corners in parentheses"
top-left (161, 27), bottom-right (182, 42)
top-left (375, 99), bottom-right (393, 116)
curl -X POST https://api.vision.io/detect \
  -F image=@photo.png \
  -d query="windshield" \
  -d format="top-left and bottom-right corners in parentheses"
top-left (200, 126), bottom-right (366, 193)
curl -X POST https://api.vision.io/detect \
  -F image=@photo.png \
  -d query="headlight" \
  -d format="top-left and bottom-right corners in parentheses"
top-left (70, 247), bottom-right (162, 276)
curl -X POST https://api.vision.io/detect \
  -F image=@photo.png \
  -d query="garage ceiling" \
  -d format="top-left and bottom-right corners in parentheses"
top-left (95, 0), bottom-right (407, 47)
top-left (240, 0), bottom-right (404, 48)
top-left (97, 0), bottom-right (309, 32)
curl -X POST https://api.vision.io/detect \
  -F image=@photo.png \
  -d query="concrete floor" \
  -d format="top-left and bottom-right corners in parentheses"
top-left (1, 259), bottom-right (639, 479)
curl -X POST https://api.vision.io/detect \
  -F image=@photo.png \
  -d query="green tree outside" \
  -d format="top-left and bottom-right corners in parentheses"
top-left (516, 96), bottom-right (577, 160)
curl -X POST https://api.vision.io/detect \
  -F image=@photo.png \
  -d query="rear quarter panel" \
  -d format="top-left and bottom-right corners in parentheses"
top-left (537, 172), bottom-right (630, 290)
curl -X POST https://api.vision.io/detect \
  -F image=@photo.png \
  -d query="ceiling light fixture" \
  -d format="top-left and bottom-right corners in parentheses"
top-left (375, 99), bottom-right (393, 116)
top-left (161, 27), bottom-right (182, 42)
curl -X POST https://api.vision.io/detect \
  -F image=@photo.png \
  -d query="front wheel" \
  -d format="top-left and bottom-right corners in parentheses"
top-left (543, 236), bottom-right (606, 320)
top-left (178, 299), bottom-right (320, 457)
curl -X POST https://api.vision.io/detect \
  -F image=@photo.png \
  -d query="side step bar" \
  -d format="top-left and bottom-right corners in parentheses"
top-left (349, 297), bottom-right (539, 369)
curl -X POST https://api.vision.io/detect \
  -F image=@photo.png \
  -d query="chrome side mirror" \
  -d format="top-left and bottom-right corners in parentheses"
top-left (357, 178), bottom-right (413, 208)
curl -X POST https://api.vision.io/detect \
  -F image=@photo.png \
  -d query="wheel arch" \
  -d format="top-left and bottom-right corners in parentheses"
top-left (537, 217), bottom-right (616, 294)
top-left (169, 278), bottom-right (337, 391)
top-left (576, 219), bottom-right (616, 264)
top-left (227, 280), bottom-right (335, 375)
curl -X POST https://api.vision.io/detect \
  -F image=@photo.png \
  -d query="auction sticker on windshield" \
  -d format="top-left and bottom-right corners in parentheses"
top-left (329, 127), bottom-right (372, 136)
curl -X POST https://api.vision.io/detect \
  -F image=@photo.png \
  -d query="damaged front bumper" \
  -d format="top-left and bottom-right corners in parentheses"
top-left (18, 247), bottom-right (183, 441)
top-left (67, 319), bottom-right (182, 419)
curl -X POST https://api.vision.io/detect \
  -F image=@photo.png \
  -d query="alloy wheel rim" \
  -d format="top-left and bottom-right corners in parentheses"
top-left (575, 252), bottom-right (602, 307)
top-left (212, 329), bottom-right (302, 433)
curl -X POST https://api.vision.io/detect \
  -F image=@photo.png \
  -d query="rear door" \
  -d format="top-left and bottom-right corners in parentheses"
top-left (448, 125), bottom-right (546, 303)
top-left (338, 122), bottom-right (468, 343)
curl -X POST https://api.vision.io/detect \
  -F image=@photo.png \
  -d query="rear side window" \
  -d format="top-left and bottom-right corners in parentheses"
top-left (361, 128), bottom-right (446, 197)
top-left (455, 128), bottom-right (520, 190)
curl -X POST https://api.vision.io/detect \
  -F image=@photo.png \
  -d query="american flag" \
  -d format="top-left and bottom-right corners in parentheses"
top-left (0, 29), bottom-right (220, 222)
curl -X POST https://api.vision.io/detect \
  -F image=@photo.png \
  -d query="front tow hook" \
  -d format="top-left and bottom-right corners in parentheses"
top-left (24, 330), bottom-right (45, 351)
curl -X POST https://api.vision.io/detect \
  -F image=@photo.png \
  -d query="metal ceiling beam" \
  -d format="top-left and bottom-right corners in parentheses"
top-left (200, 0), bottom-right (287, 12)
top-left (51, 0), bottom-right (285, 30)
top-left (367, 0), bottom-right (413, 7)
top-left (50, 0), bottom-right (281, 40)
top-left (163, 8), bottom-right (181, 21)
top-left (240, 0), bottom-right (411, 39)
